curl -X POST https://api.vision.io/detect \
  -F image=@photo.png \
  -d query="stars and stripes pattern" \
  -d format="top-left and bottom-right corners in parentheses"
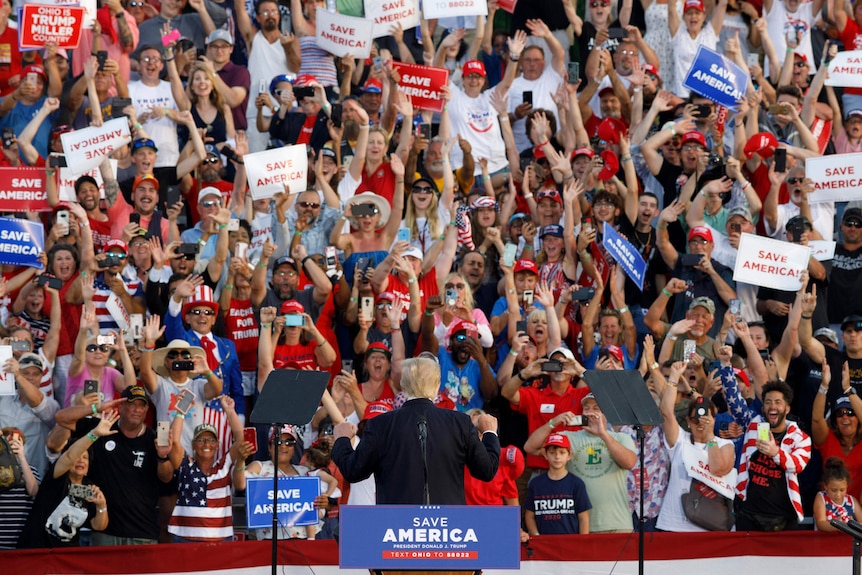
top-left (203, 403), bottom-right (232, 461)
top-left (168, 452), bottom-right (234, 541)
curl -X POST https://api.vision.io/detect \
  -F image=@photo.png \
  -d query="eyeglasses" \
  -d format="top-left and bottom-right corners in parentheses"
top-left (86, 344), bottom-right (110, 353)
top-left (376, 303), bottom-right (393, 310)
top-left (688, 239), bottom-right (709, 246)
top-left (298, 201), bottom-right (320, 209)
top-left (837, 409), bottom-right (856, 418)
top-left (140, 56), bottom-right (162, 64)
top-left (195, 437), bottom-right (218, 444)
top-left (594, 201), bottom-right (614, 208)
top-left (619, 50), bottom-right (636, 56)
top-left (274, 270), bottom-right (298, 278)
top-left (794, 60), bottom-right (808, 68)
top-left (445, 283), bottom-right (465, 290)
top-left (188, 308), bottom-right (215, 316)
top-left (454, 334), bottom-right (468, 342)
top-left (681, 144), bottom-right (702, 151)
top-left (281, 439), bottom-right (297, 446)
top-left (844, 219), bottom-right (862, 228)
top-left (201, 199), bottom-right (221, 208)
top-left (787, 177), bottom-right (804, 185)
top-left (167, 350), bottom-right (192, 359)
top-left (590, 0), bottom-right (610, 6)
top-left (259, 9), bottom-right (278, 16)
top-left (412, 186), bottom-right (434, 194)
top-left (203, 157), bottom-right (220, 164)
top-left (129, 1), bottom-right (145, 6)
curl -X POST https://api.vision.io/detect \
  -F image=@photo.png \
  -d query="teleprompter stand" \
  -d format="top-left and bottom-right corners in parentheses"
top-left (250, 369), bottom-right (329, 575)
top-left (830, 518), bottom-right (862, 575)
top-left (584, 369), bottom-right (664, 575)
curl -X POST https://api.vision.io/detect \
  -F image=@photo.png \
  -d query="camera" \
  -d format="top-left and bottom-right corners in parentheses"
top-left (221, 146), bottom-right (240, 164)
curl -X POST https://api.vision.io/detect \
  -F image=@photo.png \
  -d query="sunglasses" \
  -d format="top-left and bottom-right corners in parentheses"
top-left (376, 303), bottom-right (393, 310)
top-left (412, 186), bottom-right (434, 194)
top-left (86, 344), bottom-right (110, 353)
top-left (681, 144), bottom-right (702, 151)
top-left (794, 60), bottom-right (808, 68)
top-left (201, 199), bottom-right (222, 208)
top-left (167, 350), bottom-right (192, 359)
top-left (590, 0), bottom-right (610, 5)
top-left (298, 201), bottom-right (320, 209)
top-left (140, 56), bottom-right (162, 64)
top-left (129, 1), bottom-right (146, 6)
top-left (787, 177), bottom-right (804, 185)
top-left (454, 334), bottom-right (468, 342)
top-left (281, 439), bottom-right (297, 446)
top-left (844, 219), bottom-right (862, 228)
top-left (618, 50), bottom-right (636, 56)
top-left (837, 409), bottom-right (856, 418)
top-left (203, 157), bottom-right (220, 164)
top-left (108, 253), bottom-right (128, 260)
top-left (688, 238), bottom-right (709, 245)
top-left (188, 308), bottom-right (215, 316)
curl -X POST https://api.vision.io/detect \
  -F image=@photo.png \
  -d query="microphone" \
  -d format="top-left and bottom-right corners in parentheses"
top-left (418, 414), bottom-right (429, 505)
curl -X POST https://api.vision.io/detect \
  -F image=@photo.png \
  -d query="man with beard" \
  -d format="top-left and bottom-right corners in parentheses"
top-left (730, 380), bottom-right (811, 531)
top-left (111, 173), bottom-right (176, 242)
top-left (252, 241), bottom-right (331, 323)
top-left (417, 136), bottom-right (474, 198)
top-left (286, 188), bottom-right (342, 257)
top-left (183, 144), bottom-right (241, 225)
top-left (458, 250), bottom-right (497, 317)
top-left (422, 304), bottom-right (497, 413)
top-left (828, 208), bottom-right (862, 328)
top-left (74, 385), bottom-right (175, 545)
top-left (646, 292), bottom-right (719, 362)
top-left (235, 0), bottom-right (301, 154)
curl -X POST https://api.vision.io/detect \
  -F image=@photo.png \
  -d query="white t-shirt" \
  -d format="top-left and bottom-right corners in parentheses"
top-left (447, 85), bottom-right (509, 176)
top-left (764, 0), bottom-right (816, 76)
top-left (671, 25), bottom-right (718, 98)
top-left (128, 80), bottom-right (180, 168)
top-left (148, 375), bottom-right (208, 455)
top-left (765, 201), bottom-right (835, 242)
top-left (508, 66), bottom-right (565, 153)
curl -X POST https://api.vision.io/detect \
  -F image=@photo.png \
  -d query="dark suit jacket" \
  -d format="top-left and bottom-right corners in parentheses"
top-left (331, 398), bottom-right (500, 505)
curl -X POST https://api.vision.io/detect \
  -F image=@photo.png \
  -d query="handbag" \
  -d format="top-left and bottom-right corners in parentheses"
top-left (0, 434), bottom-right (24, 492)
top-left (681, 478), bottom-right (735, 531)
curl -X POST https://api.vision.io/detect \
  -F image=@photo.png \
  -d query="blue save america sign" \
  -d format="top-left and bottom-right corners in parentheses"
top-left (245, 476), bottom-right (320, 529)
top-left (602, 222), bottom-right (646, 290)
top-left (683, 45), bottom-right (748, 110)
top-left (340, 505), bottom-right (520, 570)
top-left (0, 216), bottom-right (43, 269)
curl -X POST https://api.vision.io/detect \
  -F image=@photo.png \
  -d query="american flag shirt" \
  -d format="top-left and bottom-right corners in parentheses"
top-left (167, 452), bottom-right (234, 541)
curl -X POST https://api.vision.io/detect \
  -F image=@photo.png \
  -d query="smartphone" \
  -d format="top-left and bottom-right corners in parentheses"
top-left (730, 223), bottom-right (741, 233)
top-left (225, 218), bottom-right (239, 232)
top-left (567, 61), bottom-right (580, 84)
top-left (767, 103), bottom-right (791, 116)
top-left (693, 104), bottom-right (712, 118)
top-left (161, 28), bottom-right (181, 47)
top-left (56, 209), bottom-right (70, 227)
top-left (10, 340), bottom-right (30, 352)
top-left (516, 319), bottom-right (527, 334)
top-left (284, 314), bottom-right (305, 327)
top-left (679, 253), bottom-right (704, 267)
top-left (321, 424), bottom-right (334, 436)
top-left (571, 287), bottom-right (596, 301)
top-left (111, 97), bottom-right (132, 118)
top-left (37, 275), bottom-right (63, 290)
top-left (97, 334), bottom-right (116, 346)
top-left (758, 421), bottom-right (771, 442)
top-left (542, 360), bottom-right (563, 372)
top-left (324, 246), bottom-right (337, 269)
top-left (293, 86), bottom-right (314, 100)
top-left (177, 243), bottom-right (201, 255)
top-left (608, 27), bottom-right (628, 39)
top-left (522, 91), bottom-right (533, 106)
top-left (331, 103), bottom-right (342, 128)
top-left (503, 243), bottom-right (517, 267)
top-left (173, 360), bottom-right (195, 372)
top-left (175, 389), bottom-right (195, 415)
top-left (373, 56), bottom-right (384, 70)
top-left (397, 227), bottom-right (411, 243)
top-left (235, 241), bottom-right (248, 260)
top-left (774, 148), bottom-right (787, 173)
top-left (683, 339), bottom-right (697, 360)
top-left (445, 288), bottom-right (457, 306)
top-left (758, 348), bottom-right (771, 361)
top-left (98, 254), bottom-right (122, 268)
top-left (418, 123), bottom-right (431, 141)
top-left (243, 427), bottom-right (258, 453)
top-left (720, 421), bottom-right (730, 432)
top-left (48, 154), bottom-right (67, 168)
top-left (129, 313), bottom-right (144, 340)
top-left (790, 219), bottom-right (805, 242)
top-left (83, 379), bottom-right (99, 397)
top-left (68, 482), bottom-right (95, 500)
top-left (582, 217), bottom-right (593, 233)
top-left (1, 127), bottom-right (13, 149)
top-left (259, 79), bottom-right (267, 94)
top-left (166, 185), bottom-right (182, 208)
top-left (157, 421), bottom-right (170, 447)
top-left (707, 360), bottom-right (722, 374)
top-left (352, 203), bottom-right (377, 217)
top-left (747, 53), bottom-right (759, 68)
top-left (571, 415), bottom-right (584, 426)
top-left (729, 298), bottom-right (741, 315)
top-left (522, 290), bottom-right (534, 306)
top-left (129, 213), bottom-right (141, 226)
top-left (342, 358), bottom-right (354, 373)
top-left (95, 50), bottom-right (108, 71)
top-left (360, 296), bottom-right (374, 321)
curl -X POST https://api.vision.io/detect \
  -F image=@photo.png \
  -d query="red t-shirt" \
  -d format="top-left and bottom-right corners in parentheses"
top-left (186, 178), bottom-right (234, 226)
top-left (514, 384), bottom-right (591, 469)
top-left (224, 298), bottom-right (259, 371)
top-left (383, 270), bottom-right (439, 323)
top-left (744, 162), bottom-right (789, 237)
top-left (357, 161), bottom-right (397, 206)
top-left (0, 26), bottom-right (22, 97)
top-left (464, 445), bottom-right (523, 505)
top-left (841, 19), bottom-right (862, 96)
top-left (89, 217), bottom-right (114, 253)
top-left (274, 341), bottom-right (318, 369)
top-left (297, 115), bottom-right (316, 145)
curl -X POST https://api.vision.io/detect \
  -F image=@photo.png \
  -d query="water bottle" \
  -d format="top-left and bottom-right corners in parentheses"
top-left (327, 0), bottom-right (337, 13)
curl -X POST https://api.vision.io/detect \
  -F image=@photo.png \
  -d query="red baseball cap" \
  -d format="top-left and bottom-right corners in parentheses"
top-left (597, 117), bottom-right (628, 145)
top-left (743, 132), bottom-right (778, 159)
top-left (600, 345), bottom-right (624, 363)
top-left (544, 433), bottom-right (571, 450)
top-left (684, 0), bottom-right (705, 11)
top-left (462, 60), bottom-right (486, 78)
top-left (446, 318), bottom-right (479, 340)
top-left (133, 173), bottom-right (159, 191)
top-left (688, 226), bottom-right (714, 242)
top-left (643, 64), bottom-right (660, 78)
top-left (598, 150), bottom-right (619, 181)
top-left (22, 64), bottom-right (47, 82)
top-left (294, 74), bottom-right (318, 87)
top-left (281, 300), bottom-right (305, 314)
top-left (680, 131), bottom-right (707, 149)
top-left (363, 401), bottom-right (392, 420)
top-left (366, 341), bottom-right (392, 358)
top-left (513, 259), bottom-right (539, 275)
top-left (573, 147), bottom-right (595, 159)
top-left (105, 239), bottom-right (128, 254)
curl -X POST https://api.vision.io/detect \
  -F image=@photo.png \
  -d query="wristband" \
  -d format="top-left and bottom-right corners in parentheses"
top-left (449, 221), bottom-right (457, 226)
top-left (350, 297), bottom-right (358, 302)
top-left (407, 277), bottom-right (416, 284)
top-left (198, 239), bottom-right (206, 246)
top-left (91, 404), bottom-right (99, 415)
top-left (706, 439), bottom-right (718, 448)
top-left (219, 224), bottom-right (227, 230)
top-left (618, 306), bottom-right (629, 314)
top-left (203, 371), bottom-right (213, 378)
top-left (801, 314), bottom-right (813, 320)
top-left (741, 181), bottom-right (751, 191)
top-left (257, 261), bottom-right (267, 268)
top-left (524, 193), bottom-right (533, 199)
top-left (164, 57), bottom-right (174, 62)
top-left (649, 362), bottom-right (659, 371)
top-left (301, 255), bottom-right (314, 267)
top-left (294, 231), bottom-right (302, 237)
top-left (548, 418), bottom-right (555, 429)
top-left (133, 122), bottom-right (142, 132)
top-left (662, 288), bottom-right (672, 298)
top-left (818, 385), bottom-right (828, 395)
top-left (509, 349), bottom-right (518, 357)
top-left (223, 285), bottom-right (233, 290)
top-left (97, 507), bottom-right (107, 514)
top-left (87, 432), bottom-right (98, 442)
top-left (261, 322), bottom-right (272, 328)
top-left (499, 115), bottom-right (510, 122)
top-left (537, 139), bottom-right (550, 148)
top-left (632, 87), bottom-right (642, 93)
top-left (657, 222), bottom-right (668, 229)
top-left (157, 455), bottom-right (170, 462)
top-left (424, 310), bottom-right (435, 317)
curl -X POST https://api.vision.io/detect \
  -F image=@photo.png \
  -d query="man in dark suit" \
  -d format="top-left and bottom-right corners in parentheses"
top-left (164, 277), bottom-right (245, 427)
top-left (332, 357), bottom-right (501, 505)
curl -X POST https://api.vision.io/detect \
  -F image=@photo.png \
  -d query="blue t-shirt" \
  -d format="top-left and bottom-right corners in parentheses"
top-left (525, 471), bottom-right (592, 535)
top-left (1, 96), bottom-right (54, 161)
top-left (489, 296), bottom-right (546, 371)
top-left (582, 343), bottom-right (639, 370)
top-left (438, 347), bottom-right (495, 412)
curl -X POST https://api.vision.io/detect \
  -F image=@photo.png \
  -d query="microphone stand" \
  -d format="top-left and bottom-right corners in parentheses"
top-left (418, 416), bottom-right (429, 505)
